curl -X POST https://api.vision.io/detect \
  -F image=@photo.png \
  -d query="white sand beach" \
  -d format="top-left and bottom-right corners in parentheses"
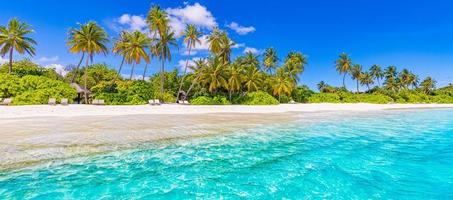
top-left (1, 103), bottom-right (453, 119)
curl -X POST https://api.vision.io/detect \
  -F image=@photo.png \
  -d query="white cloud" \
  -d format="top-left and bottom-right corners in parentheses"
top-left (166, 3), bottom-right (217, 37)
top-left (117, 14), bottom-right (147, 32)
top-left (243, 47), bottom-right (259, 54)
top-left (177, 57), bottom-right (201, 73)
top-left (45, 64), bottom-right (68, 77)
top-left (227, 22), bottom-right (255, 35)
top-left (0, 57), bottom-right (7, 65)
top-left (232, 43), bottom-right (245, 49)
top-left (36, 56), bottom-right (59, 63)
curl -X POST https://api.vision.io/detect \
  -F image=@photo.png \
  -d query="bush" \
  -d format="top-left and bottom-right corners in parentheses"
top-left (190, 95), bottom-right (231, 105)
top-left (0, 59), bottom-right (60, 79)
top-left (342, 93), bottom-right (393, 104)
top-left (292, 85), bottom-right (314, 103)
top-left (0, 74), bottom-right (77, 105)
top-left (239, 91), bottom-right (279, 105)
top-left (92, 80), bottom-right (155, 105)
top-left (308, 93), bottom-right (341, 103)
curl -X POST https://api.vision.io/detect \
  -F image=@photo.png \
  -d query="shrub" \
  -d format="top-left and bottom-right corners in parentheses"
top-left (240, 91), bottom-right (279, 105)
top-left (92, 80), bottom-right (155, 105)
top-left (190, 95), bottom-right (231, 105)
top-left (292, 85), bottom-right (314, 103)
top-left (342, 93), bottom-right (393, 104)
top-left (308, 93), bottom-right (341, 103)
top-left (0, 59), bottom-right (60, 79)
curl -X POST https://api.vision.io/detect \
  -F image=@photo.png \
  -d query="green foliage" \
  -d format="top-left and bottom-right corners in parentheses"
top-left (65, 63), bottom-right (119, 90)
top-left (190, 95), bottom-right (230, 105)
top-left (308, 93), bottom-right (341, 103)
top-left (340, 93), bottom-right (394, 104)
top-left (0, 59), bottom-right (60, 79)
top-left (158, 92), bottom-right (176, 103)
top-left (239, 91), bottom-right (279, 105)
top-left (291, 85), bottom-right (314, 103)
top-left (0, 74), bottom-right (76, 105)
top-left (91, 80), bottom-right (154, 105)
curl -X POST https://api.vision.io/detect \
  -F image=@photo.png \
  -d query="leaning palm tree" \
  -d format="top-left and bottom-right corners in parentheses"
top-left (0, 18), bottom-right (36, 74)
top-left (272, 68), bottom-right (294, 102)
top-left (176, 24), bottom-right (201, 102)
top-left (420, 77), bottom-right (436, 94)
top-left (186, 58), bottom-right (206, 98)
top-left (263, 47), bottom-right (278, 74)
top-left (154, 28), bottom-right (177, 95)
top-left (370, 64), bottom-right (383, 86)
top-left (335, 53), bottom-right (352, 89)
top-left (122, 31), bottom-right (151, 80)
top-left (350, 64), bottom-right (362, 93)
top-left (67, 21), bottom-right (109, 103)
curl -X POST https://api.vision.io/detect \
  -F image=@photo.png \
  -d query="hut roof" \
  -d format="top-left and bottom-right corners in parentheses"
top-left (70, 83), bottom-right (91, 94)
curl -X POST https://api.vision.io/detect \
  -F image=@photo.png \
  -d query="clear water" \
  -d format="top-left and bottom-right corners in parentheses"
top-left (1, 109), bottom-right (453, 199)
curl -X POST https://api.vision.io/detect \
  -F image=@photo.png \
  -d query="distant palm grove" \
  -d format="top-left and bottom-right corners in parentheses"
top-left (1, 5), bottom-right (453, 105)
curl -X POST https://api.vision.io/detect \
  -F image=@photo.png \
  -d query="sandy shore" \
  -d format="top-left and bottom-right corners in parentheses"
top-left (1, 103), bottom-right (453, 119)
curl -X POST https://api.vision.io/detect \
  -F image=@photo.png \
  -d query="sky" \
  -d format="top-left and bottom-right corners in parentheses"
top-left (1, 0), bottom-right (453, 90)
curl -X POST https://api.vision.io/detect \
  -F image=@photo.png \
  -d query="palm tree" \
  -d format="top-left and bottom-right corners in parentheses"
top-left (154, 28), bottom-right (177, 94)
top-left (227, 63), bottom-right (243, 100)
top-left (243, 66), bottom-right (263, 93)
top-left (272, 68), bottom-right (294, 102)
top-left (176, 24), bottom-right (201, 102)
top-left (263, 47), bottom-right (278, 74)
top-left (186, 58), bottom-right (206, 98)
top-left (350, 64), bottom-right (362, 93)
top-left (207, 27), bottom-right (223, 56)
top-left (146, 5), bottom-right (169, 37)
top-left (420, 77), bottom-right (436, 94)
top-left (199, 57), bottom-right (228, 94)
top-left (122, 31), bottom-right (151, 80)
top-left (317, 81), bottom-right (327, 92)
top-left (360, 72), bottom-right (374, 92)
top-left (335, 53), bottom-right (352, 89)
top-left (112, 31), bottom-right (129, 83)
top-left (219, 32), bottom-right (234, 63)
top-left (284, 52), bottom-right (307, 84)
top-left (399, 69), bottom-right (412, 89)
top-left (243, 51), bottom-right (260, 69)
top-left (0, 18), bottom-right (37, 74)
top-left (408, 73), bottom-right (419, 89)
top-left (384, 66), bottom-right (398, 91)
top-left (370, 64), bottom-right (383, 86)
top-left (67, 21), bottom-right (109, 103)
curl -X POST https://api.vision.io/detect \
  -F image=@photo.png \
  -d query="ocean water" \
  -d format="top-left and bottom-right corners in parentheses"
top-left (1, 109), bottom-right (453, 199)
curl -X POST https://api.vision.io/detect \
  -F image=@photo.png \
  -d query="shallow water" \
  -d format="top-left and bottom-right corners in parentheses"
top-left (1, 109), bottom-right (453, 199)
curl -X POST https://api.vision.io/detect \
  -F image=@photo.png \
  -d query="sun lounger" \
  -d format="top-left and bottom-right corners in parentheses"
top-left (0, 98), bottom-right (12, 106)
top-left (48, 98), bottom-right (57, 106)
top-left (92, 99), bottom-right (105, 105)
top-left (184, 100), bottom-right (190, 105)
top-left (61, 98), bottom-right (69, 106)
top-left (148, 99), bottom-right (155, 105)
top-left (154, 99), bottom-right (161, 105)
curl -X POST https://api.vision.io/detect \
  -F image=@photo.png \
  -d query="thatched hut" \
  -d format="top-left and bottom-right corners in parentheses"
top-left (70, 83), bottom-right (90, 104)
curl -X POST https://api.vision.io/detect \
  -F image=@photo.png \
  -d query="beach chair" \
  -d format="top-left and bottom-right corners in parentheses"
top-left (0, 98), bottom-right (12, 106)
top-left (92, 99), bottom-right (105, 105)
top-left (148, 99), bottom-right (155, 105)
top-left (184, 100), bottom-right (190, 105)
top-left (61, 98), bottom-right (69, 106)
top-left (154, 99), bottom-right (161, 105)
top-left (48, 98), bottom-right (57, 106)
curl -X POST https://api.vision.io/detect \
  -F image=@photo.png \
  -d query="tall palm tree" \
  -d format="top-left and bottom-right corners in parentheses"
top-left (112, 31), bottom-right (129, 83)
top-left (272, 68), bottom-right (294, 102)
top-left (146, 5), bottom-right (169, 37)
top-left (284, 52), bottom-right (307, 84)
top-left (399, 69), bottom-right (412, 89)
top-left (384, 66), bottom-right (398, 91)
top-left (359, 72), bottom-right (374, 92)
top-left (176, 24), bottom-right (201, 102)
top-left (243, 66), bottom-right (263, 93)
top-left (370, 64), bottom-right (383, 86)
top-left (408, 73), bottom-right (419, 89)
top-left (420, 77), bottom-right (436, 94)
top-left (350, 64), bottom-right (362, 93)
top-left (121, 31), bottom-right (151, 80)
top-left (0, 18), bottom-right (36, 74)
top-left (219, 31), bottom-right (234, 63)
top-left (243, 51), bottom-right (260, 69)
top-left (335, 53), bottom-right (352, 89)
top-left (207, 27), bottom-right (223, 56)
top-left (154, 28), bottom-right (177, 94)
top-left (263, 47), bottom-right (278, 74)
top-left (67, 21), bottom-right (109, 103)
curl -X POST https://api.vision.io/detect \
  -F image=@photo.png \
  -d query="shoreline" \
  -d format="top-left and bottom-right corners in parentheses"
top-left (1, 103), bottom-right (453, 119)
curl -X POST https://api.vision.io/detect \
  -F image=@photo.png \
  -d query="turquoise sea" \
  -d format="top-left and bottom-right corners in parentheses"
top-left (1, 109), bottom-right (453, 199)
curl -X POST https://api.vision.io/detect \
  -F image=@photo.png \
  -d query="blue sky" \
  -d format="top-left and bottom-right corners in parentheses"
top-left (1, 0), bottom-right (453, 90)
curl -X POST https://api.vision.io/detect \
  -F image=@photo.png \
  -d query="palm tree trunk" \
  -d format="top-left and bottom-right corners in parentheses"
top-left (130, 63), bottom-right (135, 80)
top-left (356, 80), bottom-right (359, 93)
top-left (142, 63), bottom-right (148, 81)
top-left (71, 52), bottom-right (85, 83)
top-left (377, 78), bottom-right (381, 87)
top-left (111, 57), bottom-right (124, 86)
top-left (176, 44), bottom-right (192, 103)
top-left (84, 56), bottom-right (89, 104)
top-left (367, 84), bottom-right (370, 92)
top-left (342, 73), bottom-right (346, 89)
top-left (186, 76), bottom-right (199, 99)
top-left (160, 58), bottom-right (165, 95)
top-left (8, 48), bottom-right (13, 74)
top-left (229, 90), bottom-right (232, 102)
